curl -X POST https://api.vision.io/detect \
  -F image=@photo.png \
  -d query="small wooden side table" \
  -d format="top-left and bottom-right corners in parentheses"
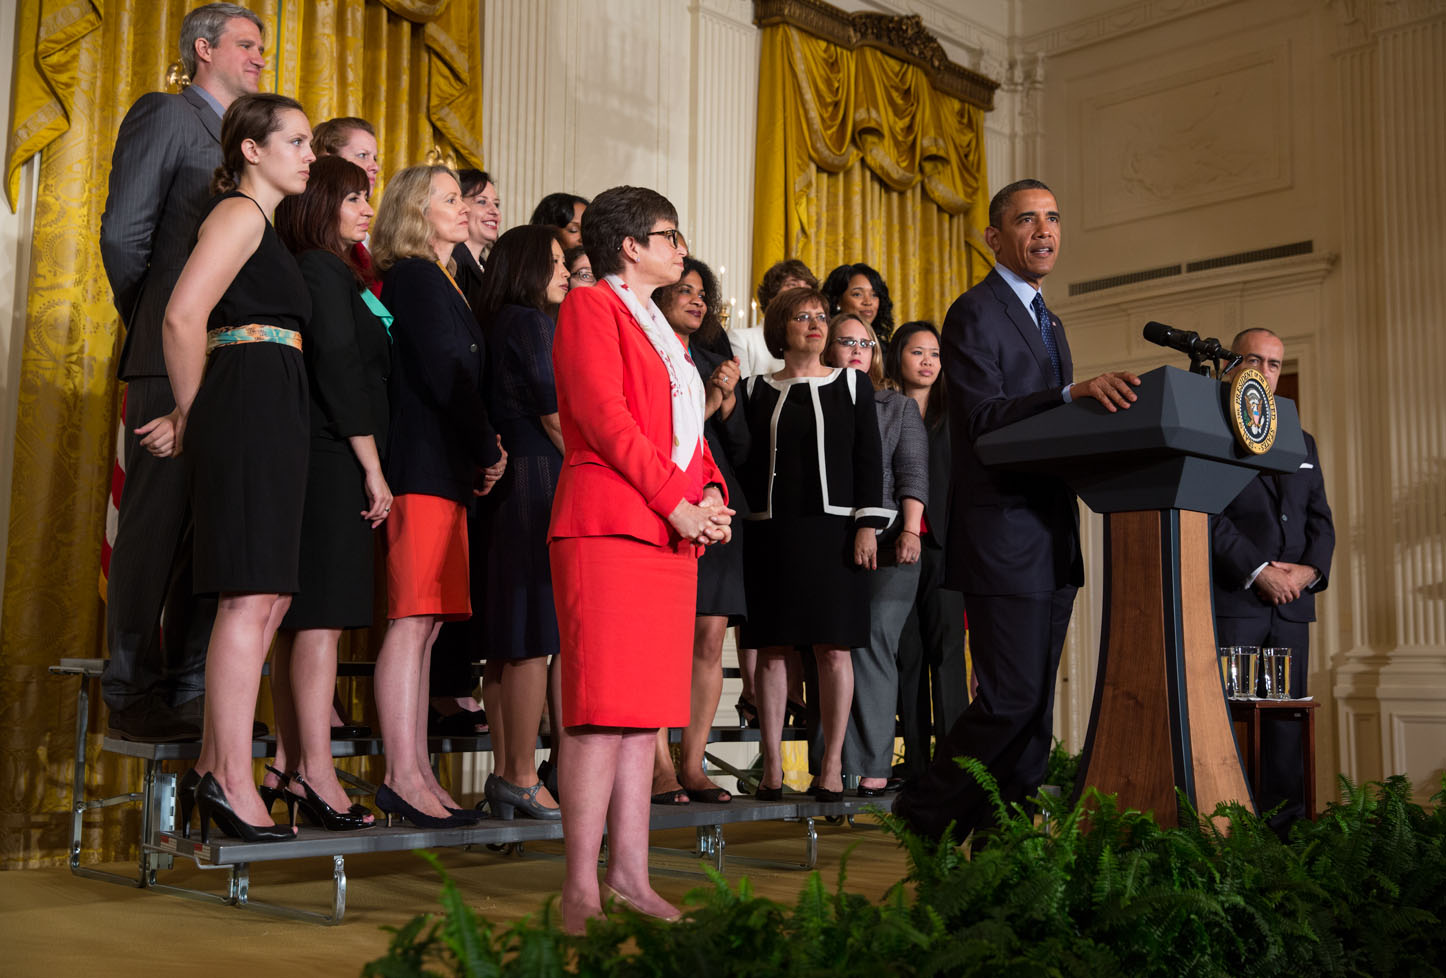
top-left (1228, 698), bottom-right (1320, 818)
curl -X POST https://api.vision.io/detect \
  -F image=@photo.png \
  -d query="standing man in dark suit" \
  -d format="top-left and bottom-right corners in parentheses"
top-left (1213, 327), bottom-right (1334, 827)
top-left (99, 3), bottom-right (267, 741)
top-left (893, 179), bottom-right (1140, 844)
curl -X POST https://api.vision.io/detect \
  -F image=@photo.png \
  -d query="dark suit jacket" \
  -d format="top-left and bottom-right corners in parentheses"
top-left (296, 250), bottom-right (392, 455)
top-left (1212, 430), bottom-right (1334, 623)
top-left (100, 85), bottom-right (223, 380)
top-left (940, 268), bottom-right (1082, 595)
top-left (692, 342), bottom-right (750, 518)
top-left (382, 258), bottom-right (502, 502)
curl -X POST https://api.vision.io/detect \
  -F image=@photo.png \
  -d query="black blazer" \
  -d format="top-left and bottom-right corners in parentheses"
top-left (739, 367), bottom-right (887, 529)
top-left (940, 268), bottom-right (1082, 594)
top-left (100, 85), bottom-right (223, 380)
top-left (382, 258), bottom-right (502, 501)
top-left (693, 342), bottom-right (751, 518)
top-left (297, 250), bottom-right (392, 455)
top-left (1212, 430), bottom-right (1334, 623)
top-left (921, 415), bottom-right (952, 550)
top-left (451, 241), bottom-right (486, 314)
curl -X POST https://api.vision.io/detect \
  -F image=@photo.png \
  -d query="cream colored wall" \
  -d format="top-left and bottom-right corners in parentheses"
top-left (1013, 0), bottom-right (1446, 801)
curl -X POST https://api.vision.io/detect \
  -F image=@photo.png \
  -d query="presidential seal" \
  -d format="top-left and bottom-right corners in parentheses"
top-left (1228, 367), bottom-right (1277, 455)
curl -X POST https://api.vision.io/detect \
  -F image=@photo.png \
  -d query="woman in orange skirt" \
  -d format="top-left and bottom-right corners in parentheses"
top-left (549, 186), bottom-right (732, 933)
top-left (368, 165), bottom-right (507, 828)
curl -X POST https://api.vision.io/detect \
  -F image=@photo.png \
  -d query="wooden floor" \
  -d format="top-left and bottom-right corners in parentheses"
top-left (2, 818), bottom-right (911, 978)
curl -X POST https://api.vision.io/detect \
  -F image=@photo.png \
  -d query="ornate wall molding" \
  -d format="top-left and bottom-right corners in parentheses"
top-left (1021, 0), bottom-right (1238, 57)
top-left (751, 0), bottom-right (999, 109)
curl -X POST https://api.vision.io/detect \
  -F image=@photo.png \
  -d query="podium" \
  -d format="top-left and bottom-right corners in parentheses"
top-left (975, 365), bottom-right (1305, 824)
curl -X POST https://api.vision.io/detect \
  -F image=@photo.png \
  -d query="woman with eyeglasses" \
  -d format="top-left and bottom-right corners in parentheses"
top-left (738, 287), bottom-right (886, 803)
top-left (549, 186), bottom-right (732, 932)
top-left (563, 245), bottom-right (594, 290)
top-left (822, 262), bottom-right (895, 345)
top-left (885, 320), bottom-right (969, 782)
top-left (646, 256), bottom-right (748, 806)
top-left (822, 312), bottom-right (928, 798)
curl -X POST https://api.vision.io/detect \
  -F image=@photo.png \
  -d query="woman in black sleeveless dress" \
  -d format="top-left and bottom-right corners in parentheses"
top-left (143, 94), bottom-right (315, 843)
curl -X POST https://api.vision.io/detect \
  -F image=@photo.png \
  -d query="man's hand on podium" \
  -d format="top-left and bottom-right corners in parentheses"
top-left (1070, 371), bottom-right (1141, 412)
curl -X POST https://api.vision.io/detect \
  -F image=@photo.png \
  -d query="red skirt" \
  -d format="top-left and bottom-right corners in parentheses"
top-left (385, 493), bottom-right (471, 621)
top-left (551, 535), bottom-right (695, 728)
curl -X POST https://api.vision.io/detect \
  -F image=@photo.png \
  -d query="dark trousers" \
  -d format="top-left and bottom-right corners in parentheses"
top-left (1216, 614), bottom-right (1311, 826)
top-left (429, 499), bottom-right (488, 696)
top-left (895, 586), bottom-right (1075, 841)
top-left (102, 376), bottom-right (216, 711)
top-left (895, 546), bottom-right (968, 779)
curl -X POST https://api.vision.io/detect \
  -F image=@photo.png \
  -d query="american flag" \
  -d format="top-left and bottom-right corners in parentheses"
top-left (99, 390), bottom-right (125, 600)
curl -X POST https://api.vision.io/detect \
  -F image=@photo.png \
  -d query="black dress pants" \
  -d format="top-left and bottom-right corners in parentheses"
top-left (894, 586), bottom-right (1075, 842)
top-left (895, 546), bottom-right (968, 779)
top-left (102, 377), bottom-right (216, 711)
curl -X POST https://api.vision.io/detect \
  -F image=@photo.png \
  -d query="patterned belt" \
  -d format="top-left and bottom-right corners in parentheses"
top-left (206, 323), bottom-right (303, 354)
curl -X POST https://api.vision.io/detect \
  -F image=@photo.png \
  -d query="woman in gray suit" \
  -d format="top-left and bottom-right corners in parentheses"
top-left (825, 312), bottom-right (928, 798)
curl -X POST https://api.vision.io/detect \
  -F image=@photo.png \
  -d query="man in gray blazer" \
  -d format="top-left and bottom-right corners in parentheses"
top-left (99, 3), bottom-right (266, 741)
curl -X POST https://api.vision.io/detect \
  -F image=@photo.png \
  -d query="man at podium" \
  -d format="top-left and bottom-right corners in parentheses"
top-left (893, 178), bottom-right (1140, 844)
top-left (1212, 328), bottom-right (1334, 828)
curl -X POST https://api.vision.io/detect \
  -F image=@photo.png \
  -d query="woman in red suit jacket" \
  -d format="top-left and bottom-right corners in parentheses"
top-left (549, 186), bottom-right (732, 933)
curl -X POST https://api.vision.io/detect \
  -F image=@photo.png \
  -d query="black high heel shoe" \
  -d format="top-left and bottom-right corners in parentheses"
top-left (194, 772), bottom-right (297, 844)
top-left (735, 697), bottom-right (760, 729)
top-left (176, 768), bottom-right (201, 839)
top-left (286, 770), bottom-right (374, 831)
top-left (374, 784), bottom-right (474, 829)
top-left (258, 764), bottom-right (290, 818)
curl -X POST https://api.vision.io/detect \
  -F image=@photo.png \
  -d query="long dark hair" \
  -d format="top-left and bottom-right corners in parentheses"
top-left (821, 262), bottom-right (895, 343)
top-left (885, 320), bottom-right (946, 429)
top-left (654, 256), bottom-right (727, 355)
top-left (211, 92), bottom-right (305, 195)
top-left (474, 224), bottom-right (561, 325)
top-left (274, 156), bottom-right (372, 286)
top-left (529, 192), bottom-right (588, 229)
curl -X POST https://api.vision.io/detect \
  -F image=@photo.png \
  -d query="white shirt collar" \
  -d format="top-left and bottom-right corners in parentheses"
top-left (995, 261), bottom-right (1045, 328)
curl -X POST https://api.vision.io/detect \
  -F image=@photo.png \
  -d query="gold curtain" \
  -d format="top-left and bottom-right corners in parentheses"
top-left (752, 24), bottom-right (993, 326)
top-left (1, 0), bottom-right (484, 868)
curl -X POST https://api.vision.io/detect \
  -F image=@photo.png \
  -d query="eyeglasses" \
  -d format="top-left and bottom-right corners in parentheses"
top-left (570, 269), bottom-right (596, 283)
top-left (647, 228), bottom-right (688, 251)
top-left (834, 337), bottom-right (877, 350)
top-left (791, 312), bottom-right (829, 325)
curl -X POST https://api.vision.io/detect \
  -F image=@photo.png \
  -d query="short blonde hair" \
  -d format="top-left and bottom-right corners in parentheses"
top-left (825, 312), bottom-right (884, 387)
top-left (370, 165), bottom-right (457, 272)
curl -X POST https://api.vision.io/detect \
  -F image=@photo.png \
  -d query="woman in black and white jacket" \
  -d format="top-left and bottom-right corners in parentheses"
top-left (739, 287), bottom-right (887, 802)
top-left (825, 313), bottom-right (928, 798)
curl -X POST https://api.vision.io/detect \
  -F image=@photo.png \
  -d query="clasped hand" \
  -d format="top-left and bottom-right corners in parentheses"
top-left (668, 493), bottom-right (734, 546)
top-left (137, 408), bottom-right (186, 458)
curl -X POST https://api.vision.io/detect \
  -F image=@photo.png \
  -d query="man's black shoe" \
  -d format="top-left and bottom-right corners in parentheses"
top-left (107, 698), bottom-right (202, 743)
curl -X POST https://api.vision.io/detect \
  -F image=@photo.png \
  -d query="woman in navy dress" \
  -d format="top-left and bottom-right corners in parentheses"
top-left (474, 224), bottom-right (569, 820)
top-left (144, 93), bottom-right (315, 842)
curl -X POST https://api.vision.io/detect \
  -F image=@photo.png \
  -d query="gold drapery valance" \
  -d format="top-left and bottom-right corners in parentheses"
top-left (0, 0), bottom-right (484, 868)
top-left (5, 0), bottom-right (484, 210)
top-left (753, 20), bottom-right (995, 325)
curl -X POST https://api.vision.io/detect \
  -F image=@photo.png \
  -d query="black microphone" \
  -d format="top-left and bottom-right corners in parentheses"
top-left (1142, 321), bottom-right (1231, 361)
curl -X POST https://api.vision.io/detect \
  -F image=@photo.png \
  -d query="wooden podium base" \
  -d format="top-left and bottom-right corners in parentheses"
top-left (1075, 509), bottom-right (1254, 825)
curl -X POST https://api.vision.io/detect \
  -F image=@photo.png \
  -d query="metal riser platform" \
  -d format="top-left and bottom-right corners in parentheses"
top-left (52, 659), bottom-right (884, 925)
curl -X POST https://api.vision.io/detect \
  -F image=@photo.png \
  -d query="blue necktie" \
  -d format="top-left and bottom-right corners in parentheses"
top-left (1032, 291), bottom-right (1063, 387)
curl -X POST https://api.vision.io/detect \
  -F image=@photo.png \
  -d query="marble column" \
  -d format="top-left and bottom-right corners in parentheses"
top-left (1331, 0), bottom-right (1446, 797)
